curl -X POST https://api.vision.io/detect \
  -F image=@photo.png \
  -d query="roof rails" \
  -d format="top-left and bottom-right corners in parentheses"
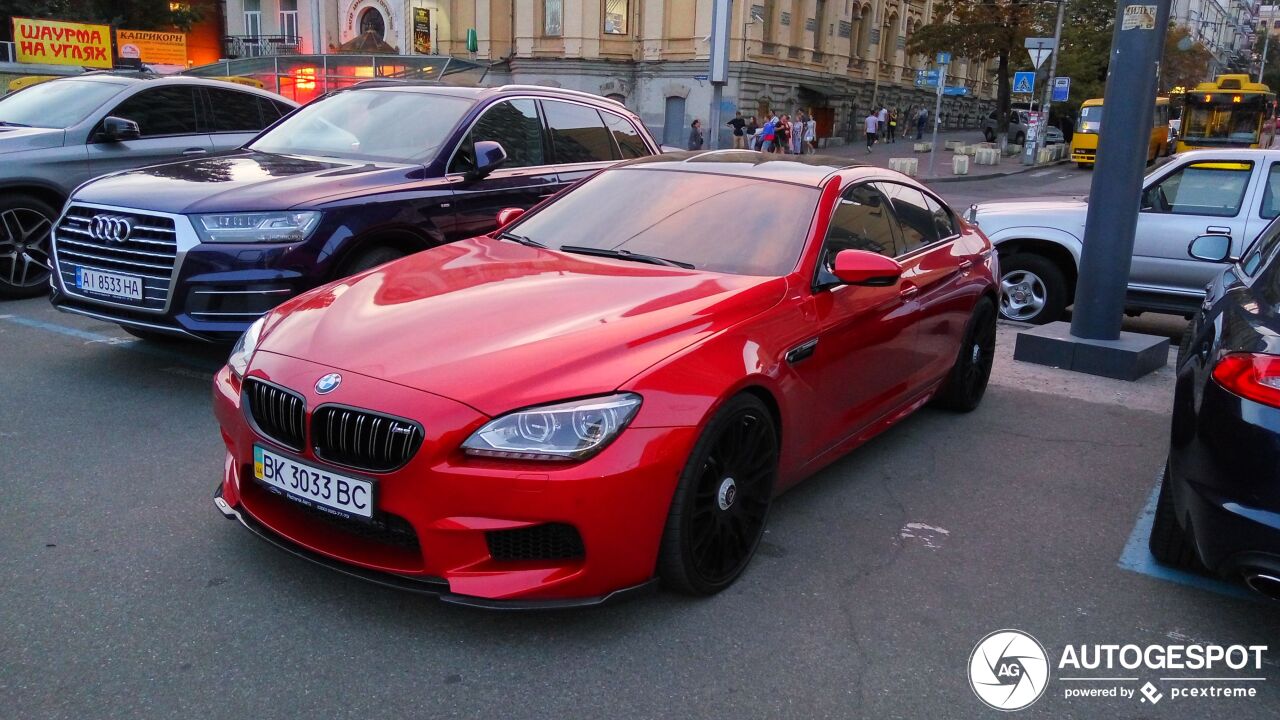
top-left (494, 84), bottom-right (624, 106)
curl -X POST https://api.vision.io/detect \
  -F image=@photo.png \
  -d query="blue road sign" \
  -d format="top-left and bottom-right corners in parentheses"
top-left (1013, 71), bottom-right (1035, 95)
top-left (915, 69), bottom-right (940, 88)
top-left (1051, 76), bottom-right (1070, 102)
top-left (936, 52), bottom-right (951, 65)
top-left (943, 86), bottom-right (969, 96)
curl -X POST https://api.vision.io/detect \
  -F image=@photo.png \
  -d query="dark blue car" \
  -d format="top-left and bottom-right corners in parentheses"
top-left (1156, 224), bottom-right (1280, 601)
top-left (48, 83), bottom-right (659, 340)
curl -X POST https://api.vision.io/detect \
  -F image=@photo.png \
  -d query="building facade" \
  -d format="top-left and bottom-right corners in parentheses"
top-left (219, 0), bottom-right (997, 146)
top-left (1172, 0), bottom-right (1260, 75)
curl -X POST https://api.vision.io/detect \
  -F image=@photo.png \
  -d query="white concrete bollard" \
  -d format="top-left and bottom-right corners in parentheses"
top-left (888, 157), bottom-right (919, 176)
top-left (1036, 148), bottom-right (1053, 164)
top-left (974, 147), bottom-right (999, 165)
top-left (913, 142), bottom-right (933, 153)
top-left (953, 155), bottom-right (970, 175)
top-left (1006, 143), bottom-right (1023, 156)
top-left (944, 140), bottom-right (962, 150)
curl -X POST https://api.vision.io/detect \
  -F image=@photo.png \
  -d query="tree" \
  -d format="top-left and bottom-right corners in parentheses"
top-left (908, 0), bottom-right (1035, 132)
top-left (1161, 25), bottom-right (1214, 93)
top-left (1, 0), bottom-right (201, 41)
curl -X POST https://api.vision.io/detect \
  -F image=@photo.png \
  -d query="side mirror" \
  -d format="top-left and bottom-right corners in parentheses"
top-left (496, 207), bottom-right (525, 227)
top-left (831, 249), bottom-right (903, 286)
top-left (100, 116), bottom-right (141, 142)
top-left (1188, 234), bottom-right (1233, 263)
top-left (469, 140), bottom-right (507, 179)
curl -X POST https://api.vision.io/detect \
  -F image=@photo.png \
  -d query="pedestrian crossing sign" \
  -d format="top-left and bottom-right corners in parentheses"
top-left (1013, 71), bottom-right (1035, 95)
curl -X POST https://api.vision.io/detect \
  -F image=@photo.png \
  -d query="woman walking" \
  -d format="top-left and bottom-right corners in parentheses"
top-left (687, 119), bottom-right (704, 151)
top-left (776, 114), bottom-right (790, 154)
top-left (805, 113), bottom-right (817, 154)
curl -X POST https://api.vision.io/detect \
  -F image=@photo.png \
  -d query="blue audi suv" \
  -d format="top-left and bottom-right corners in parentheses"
top-left (48, 82), bottom-right (658, 340)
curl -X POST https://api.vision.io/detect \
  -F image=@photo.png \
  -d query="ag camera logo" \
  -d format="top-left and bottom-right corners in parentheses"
top-left (969, 629), bottom-right (1051, 711)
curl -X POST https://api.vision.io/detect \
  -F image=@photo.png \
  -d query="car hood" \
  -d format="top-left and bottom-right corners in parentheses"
top-left (974, 197), bottom-right (1087, 227)
top-left (71, 151), bottom-right (422, 213)
top-left (258, 237), bottom-right (788, 416)
top-left (0, 126), bottom-right (65, 154)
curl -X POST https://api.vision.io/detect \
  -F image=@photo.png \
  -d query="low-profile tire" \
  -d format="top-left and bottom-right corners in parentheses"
top-left (658, 394), bottom-right (778, 596)
top-left (1175, 325), bottom-right (1195, 367)
top-left (1149, 465), bottom-right (1206, 572)
top-left (339, 245), bottom-right (407, 277)
top-left (983, 128), bottom-right (996, 142)
top-left (933, 298), bottom-right (997, 412)
top-left (0, 193), bottom-right (57, 299)
top-left (998, 253), bottom-right (1067, 324)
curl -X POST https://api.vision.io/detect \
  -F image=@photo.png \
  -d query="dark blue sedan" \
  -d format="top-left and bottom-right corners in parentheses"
top-left (1156, 226), bottom-right (1280, 600)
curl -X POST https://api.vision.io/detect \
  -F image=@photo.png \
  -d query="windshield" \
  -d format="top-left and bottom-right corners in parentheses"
top-left (510, 168), bottom-right (820, 276)
top-left (1077, 106), bottom-right (1102, 134)
top-left (249, 89), bottom-right (472, 162)
top-left (1182, 94), bottom-right (1269, 145)
top-left (0, 79), bottom-right (126, 129)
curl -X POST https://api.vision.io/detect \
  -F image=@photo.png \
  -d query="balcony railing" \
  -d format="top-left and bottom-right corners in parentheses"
top-left (224, 35), bottom-right (301, 59)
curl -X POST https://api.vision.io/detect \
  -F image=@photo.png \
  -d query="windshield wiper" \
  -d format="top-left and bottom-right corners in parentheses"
top-left (559, 245), bottom-right (694, 269)
top-left (497, 230), bottom-right (546, 248)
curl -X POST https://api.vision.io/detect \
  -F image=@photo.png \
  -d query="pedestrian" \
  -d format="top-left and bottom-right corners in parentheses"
top-left (777, 114), bottom-right (791, 154)
top-left (865, 110), bottom-right (878, 153)
top-left (745, 115), bottom-right (759, 150)
top-left (887, 109), bottom-right (897, 143)
top-left (727, 111), bottom-right (747, 150)
top-left (792, 111), bottom-right (805, 154)
top-left (805, 113), bottom-right (817, 154)
top-left (877, 105), bottom-right (888, 139)
top-left (916, 106), bottom-right (928, 140)
top-left (761, 115), bottom-right (777, 152)
top-left (688, 119), bottom-right (704, 151)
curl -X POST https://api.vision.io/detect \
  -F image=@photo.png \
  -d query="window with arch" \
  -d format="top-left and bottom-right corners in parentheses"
top-left (359, 7), bottom-right (386, 39)
top-left (880, 12), bottom-right (897, 64)
top-left (853, 5), bottom-right (872, 61)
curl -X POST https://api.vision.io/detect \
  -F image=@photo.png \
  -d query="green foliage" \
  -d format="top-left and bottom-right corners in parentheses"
top-left (1, 0), bottom-right (205, 40)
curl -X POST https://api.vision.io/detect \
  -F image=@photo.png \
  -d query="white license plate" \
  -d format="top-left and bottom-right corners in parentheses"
top-left (253, 445), bottom-right (374, 520)
top-left (76, 267), bottom-right (143, 301)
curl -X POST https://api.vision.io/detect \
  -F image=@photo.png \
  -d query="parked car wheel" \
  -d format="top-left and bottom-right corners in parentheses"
top-left (998, 254), bottom-right (1066, 324)
top-left (983, 128), bottom-right (996, 142)
top-left (0, 193), bottom-right (56, 299)
top-left (932, 298), bottom-right (997, 412)
top-left (1014, 132), bottom-right (1025, 145)
top-left (340, 245), bottom-right (407, 276)
top-left (1148, 464), bottom-right (1206, 572)
top-left (658, 393), bottom-right (778, 596)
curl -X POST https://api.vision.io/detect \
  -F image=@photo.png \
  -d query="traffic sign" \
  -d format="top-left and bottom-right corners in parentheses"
top-left (1013, 71), bottom-right (1035, 95)
top-left (936, 52), bottom-right (951, 65)
top-left (1052, 77), bottom-right (1070, 102)
top-left (943, 86), bottom-right (969, 96)
top-left (1024, 36), bottom-right (1055, 69)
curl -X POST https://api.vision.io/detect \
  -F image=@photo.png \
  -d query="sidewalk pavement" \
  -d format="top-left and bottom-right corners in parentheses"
top-left (816, 128), bottom-right (1071, 182)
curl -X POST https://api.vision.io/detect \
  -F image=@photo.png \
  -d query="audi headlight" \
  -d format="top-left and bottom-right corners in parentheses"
top-left (193, 211), bottom-right (320, 243)
top-left (227, 316), bottom-right (266, 379)
top-left (461, 393), bottom-right (642, 461)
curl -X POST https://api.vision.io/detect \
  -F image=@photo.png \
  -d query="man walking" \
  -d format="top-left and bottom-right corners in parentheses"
top-left (865, 110), bottom-right (879, 153)
top-left (916, 107), bottom-right (928, 140)
top-left (727, 112), bottom-right (747, 149)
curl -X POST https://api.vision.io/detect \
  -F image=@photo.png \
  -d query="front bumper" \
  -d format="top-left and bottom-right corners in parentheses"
top-left (212, 352), bottom-right (699, 605)
top-left (1169, 380), bottom-right (1280, 575)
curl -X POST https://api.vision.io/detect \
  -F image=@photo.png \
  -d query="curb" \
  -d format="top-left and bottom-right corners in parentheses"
top-left (922, 157), bottom-right (1072, 184)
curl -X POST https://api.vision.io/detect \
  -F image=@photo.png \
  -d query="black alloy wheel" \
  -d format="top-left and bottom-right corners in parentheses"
top-left (933, 298), bottom-right (997, 412)
top-left (659, 394), bottom-right (778, 595)
top-left (0, 194), bottom-right (56, 299)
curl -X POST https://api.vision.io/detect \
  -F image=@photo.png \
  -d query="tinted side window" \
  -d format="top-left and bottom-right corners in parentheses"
top-left (877, 182), bottom-right (938, 253)
top-left (1142, 161), bottom-right (1252, 217)
top-left (207, 87), bottom-right (265, 132)
top-left (105, 86), bottom-right (200, 137)
top-left (450, 99), bottom-right (545, 173)
top-left (603, 112), bottom-right (648, 159)
top-left (1261, 163), bottom-right (1280, 220)
top-left (544, 100), bottom-right (617, 163)
top-left (924, 194), bottom-right (958, 239)
top-left (822, 184), bottom-right (901, 269)
top-left (270, 99), bottom-right (295, 119)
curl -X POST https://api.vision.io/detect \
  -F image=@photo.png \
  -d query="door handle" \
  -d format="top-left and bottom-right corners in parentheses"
top-left (899, 284), bottom-right (919, 299)
top-left (958, 259), bottom-right (974, 271)
top-left (182, 148), bottom-right (208, 156)
top-left (1205, 226), bottom-right (1231, 235)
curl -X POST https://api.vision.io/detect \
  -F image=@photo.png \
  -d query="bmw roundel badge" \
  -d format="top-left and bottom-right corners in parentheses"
top-left (315, 373), bottom-right (342, 394)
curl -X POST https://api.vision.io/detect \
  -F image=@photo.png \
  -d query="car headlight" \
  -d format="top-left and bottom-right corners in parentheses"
top-left (227, 316), bottom-right (266, 379)
top-left (461, 393), bottom-right (642, 461)
top-left (193, 211), bottom-right (320, 243)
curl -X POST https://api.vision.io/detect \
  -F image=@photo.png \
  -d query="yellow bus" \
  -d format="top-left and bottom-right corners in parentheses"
top-left (1070, 96), bottom-right (1170, 168)
top-left (1176, 74), bottom-right (1276, 153)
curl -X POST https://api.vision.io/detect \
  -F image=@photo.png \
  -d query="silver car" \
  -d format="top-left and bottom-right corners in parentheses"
top-left (0, 73), bottom-right (297, 298)
top-left (982, 109), bottom-right (1065, 146)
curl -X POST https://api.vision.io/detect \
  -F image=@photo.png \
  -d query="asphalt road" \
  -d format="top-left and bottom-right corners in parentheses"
top-left (2, 166), bottom-right (1277, 719)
